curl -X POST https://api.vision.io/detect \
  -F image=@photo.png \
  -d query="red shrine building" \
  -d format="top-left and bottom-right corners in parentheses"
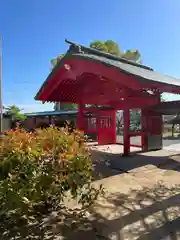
top-left (35, 40), bottom-right (180, 155)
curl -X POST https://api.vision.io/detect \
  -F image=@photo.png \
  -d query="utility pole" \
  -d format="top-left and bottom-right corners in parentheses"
top-left (0, 37), bottom-right (3, 137)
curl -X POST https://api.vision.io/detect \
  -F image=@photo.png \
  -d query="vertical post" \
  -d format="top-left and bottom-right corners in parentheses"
top-left (123, 107), bottom-right (130, 156)
top-left (0, 37), bottom-right (3, 137)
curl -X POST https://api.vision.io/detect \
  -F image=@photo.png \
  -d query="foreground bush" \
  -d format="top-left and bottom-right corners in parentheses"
top-left (0, 126), bottom-right (102, 237)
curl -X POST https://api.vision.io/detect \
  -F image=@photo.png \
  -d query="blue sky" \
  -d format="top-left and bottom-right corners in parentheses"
top-left (1, 0), bottom-right (180, 113)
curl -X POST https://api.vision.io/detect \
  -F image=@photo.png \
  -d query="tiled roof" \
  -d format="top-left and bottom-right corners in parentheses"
top-left (66, 40), bottom-right (180, 87)
top-left (25, 110), bottom-right (78, 117)
top-left (35, 40), bottom-right (180, 100)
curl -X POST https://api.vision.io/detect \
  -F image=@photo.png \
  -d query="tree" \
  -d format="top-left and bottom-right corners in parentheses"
top-left (130, 109), bottom-right (141, 131)
top-left (89, 40), bottom-right (109, 53)
top-left (104, 40), bottom-right (121, 55)
top-left (51, 54), bottom-right (65, 69)
top-left (90, 40), bottom-right (141, 62)
top-left (122, 49), bottom-right (141, 63)
top-left (90, 40), bottom-right (121, 56)
top-left (4, 105), bottom-right (25, 121)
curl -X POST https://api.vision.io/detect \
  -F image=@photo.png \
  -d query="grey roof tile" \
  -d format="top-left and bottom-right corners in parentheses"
top-left (35, 40), bottom-right (180, 100)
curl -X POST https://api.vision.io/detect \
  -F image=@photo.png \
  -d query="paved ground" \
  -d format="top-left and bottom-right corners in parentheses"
top-left (164, 143), bottom-right (180, 151)
top-left (88, 135), bottom-right (180, 239)
top-left (117, 134), bottom-right (180, 150)
top-left (117, 135), bottom-right (141, 145)
top-left (88, 145), bottom-right (180, 240)
top-left (34, 145), bottom-right (180, 240)
top-left (163, 139), bottom-right (180, 147)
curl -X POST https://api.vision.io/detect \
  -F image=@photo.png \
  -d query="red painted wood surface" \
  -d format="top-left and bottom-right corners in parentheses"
top-left (85, 115), bottom-right (97, 133)
top-left (97, 110), bottom-right (116, 145)
top-left (36, 58), bottom-right (180, 104)
top-left (147, 111), bottom-right (162, 135)
top-left (35, 57), bottom-right (169, 154)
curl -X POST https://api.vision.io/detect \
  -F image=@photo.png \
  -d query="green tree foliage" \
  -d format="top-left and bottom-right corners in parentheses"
top-left (90, 40), bottom-right (121, 56)
top-left (4, 105), bottom-right (25, 121)
top-left (122, 49), bottom-right (141, 63)
top-left (90, 40), bottom-right (141, 62)
top-left (89, 40), bottom-right (109, 52)
top-left (129, 109), bottom-right (141, 132)
top-left (51, 53), bottom-right (65, 68)
top-left (0, 126), bottom-right (102, 238)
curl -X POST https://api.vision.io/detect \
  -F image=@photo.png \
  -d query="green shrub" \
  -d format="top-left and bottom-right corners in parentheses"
top-left (0, 126), bottom-right (102, 237)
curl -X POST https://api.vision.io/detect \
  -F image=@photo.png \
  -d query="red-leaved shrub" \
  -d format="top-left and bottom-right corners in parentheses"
top-left (0, 126), bottom-right (102, 238)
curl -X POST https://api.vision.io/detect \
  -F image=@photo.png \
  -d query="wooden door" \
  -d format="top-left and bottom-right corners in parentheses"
top-left (98, 110), bottom-right (116, 145)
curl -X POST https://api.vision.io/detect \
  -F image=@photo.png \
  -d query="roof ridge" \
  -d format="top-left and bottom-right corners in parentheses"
top-left (65, 39), bottom-right (153, 71)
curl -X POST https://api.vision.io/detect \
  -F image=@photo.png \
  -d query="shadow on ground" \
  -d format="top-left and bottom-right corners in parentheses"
top-left (91, 149), bottom-right (180, 180)
top-left (3, 182), bottom-right (180, 239)
top-left (163, 135), bottom-right (180, 140)
top-left (89, 182), bottom-right (180, 240)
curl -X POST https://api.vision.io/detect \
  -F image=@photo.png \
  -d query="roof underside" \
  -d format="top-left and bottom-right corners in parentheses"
top-left (152, 101), bottom-right (180, 115)
top-left (35, 40), bottom-right (180, 105)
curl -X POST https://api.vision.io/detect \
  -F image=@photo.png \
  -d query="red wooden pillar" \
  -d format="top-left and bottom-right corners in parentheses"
top-left (123, 107), bottom-right (130, 156)
top-left (76, 103), bottom-right (84, 131)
